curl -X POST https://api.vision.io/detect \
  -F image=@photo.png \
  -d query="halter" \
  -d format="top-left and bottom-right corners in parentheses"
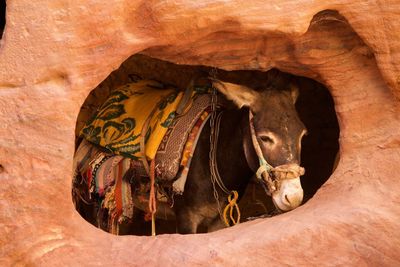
top-left (208, 108), bottom-right (305, 226)
top-left (248, 111), bottom-right (305, 196)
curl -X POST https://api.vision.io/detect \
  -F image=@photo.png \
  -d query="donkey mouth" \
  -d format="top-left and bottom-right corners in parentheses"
top-left (271, 178), bottom-right (304, 212)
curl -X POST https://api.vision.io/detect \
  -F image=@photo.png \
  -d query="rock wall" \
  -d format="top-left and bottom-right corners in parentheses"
top-left (0, 1), bottom-right (400, 266)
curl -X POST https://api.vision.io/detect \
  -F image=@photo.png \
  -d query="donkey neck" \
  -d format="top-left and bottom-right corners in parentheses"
top-left (215, 108), bottom-right (254, 192)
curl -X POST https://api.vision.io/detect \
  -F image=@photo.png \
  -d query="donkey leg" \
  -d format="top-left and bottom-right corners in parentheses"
top-left (207, 216), bottom-right (227, 232)
top-left (175, 207), bottom-right (204, 234)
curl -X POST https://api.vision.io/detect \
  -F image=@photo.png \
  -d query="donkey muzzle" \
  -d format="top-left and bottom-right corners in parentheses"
top-left (272, 177), bottom-right (303, 211)
top-left (269, 164), bottom-right (304, 211)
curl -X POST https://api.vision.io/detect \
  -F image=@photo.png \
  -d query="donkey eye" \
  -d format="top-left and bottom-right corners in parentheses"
top-left (260, 135), bottom-right (275, 144)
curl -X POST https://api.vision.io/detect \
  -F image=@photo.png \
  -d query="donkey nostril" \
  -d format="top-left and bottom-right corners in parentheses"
top-left (284, 194), bottom-right (291, 205)
top-left (282, 193), bottom-right (303, 209)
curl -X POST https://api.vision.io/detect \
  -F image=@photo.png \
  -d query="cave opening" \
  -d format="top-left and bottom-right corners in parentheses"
top-left (73, 54), bottom-right (339, 236)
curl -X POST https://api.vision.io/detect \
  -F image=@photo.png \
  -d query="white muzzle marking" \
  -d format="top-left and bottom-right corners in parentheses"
top-left (272, 177), bottom-right (303, 211)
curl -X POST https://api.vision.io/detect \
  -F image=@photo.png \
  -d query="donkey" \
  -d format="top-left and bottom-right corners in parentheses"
top-left (171, 78), bottom-right (307, 233)
top-left (73, 76), bottom-right (307, 234)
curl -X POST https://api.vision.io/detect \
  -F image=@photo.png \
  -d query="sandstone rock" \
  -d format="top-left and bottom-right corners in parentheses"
top-left (0, 1), bottom-right (400, 266)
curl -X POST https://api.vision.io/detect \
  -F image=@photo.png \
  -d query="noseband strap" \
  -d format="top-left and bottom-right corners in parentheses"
top-left (248, 111), bottom-right (305, 195)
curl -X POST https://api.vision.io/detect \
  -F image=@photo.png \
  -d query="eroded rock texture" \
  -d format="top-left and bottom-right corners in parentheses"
top-left (0, 1), bottom-right (400, 266)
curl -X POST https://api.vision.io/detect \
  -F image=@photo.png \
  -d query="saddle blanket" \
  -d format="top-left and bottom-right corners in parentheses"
top-left (80, 80), bottom-right (183, 160)
top-left (73, 109), bottom-right (211, 234)
top-left (74, 80), bottom-right (214, 233)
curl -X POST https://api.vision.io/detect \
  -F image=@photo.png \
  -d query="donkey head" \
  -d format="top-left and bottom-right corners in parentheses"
top-left (212, 79), bottom-right (307, 212)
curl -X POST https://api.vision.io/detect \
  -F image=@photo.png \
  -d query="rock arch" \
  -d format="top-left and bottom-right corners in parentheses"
top-left (1, 1), bottom-right (399, 266)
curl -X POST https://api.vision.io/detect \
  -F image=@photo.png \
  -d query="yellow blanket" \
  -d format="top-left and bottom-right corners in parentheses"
top-left (80, 80), bottom-right (183, 160)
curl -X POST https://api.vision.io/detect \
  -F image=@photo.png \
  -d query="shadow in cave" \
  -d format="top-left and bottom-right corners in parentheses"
top-left (296, 77), bottom-right (339, 201)
top-left (74, 54), bottom-right (339, 235)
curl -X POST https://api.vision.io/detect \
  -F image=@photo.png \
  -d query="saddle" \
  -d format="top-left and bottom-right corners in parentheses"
top-left (73, 80), bottom-right (214, 233)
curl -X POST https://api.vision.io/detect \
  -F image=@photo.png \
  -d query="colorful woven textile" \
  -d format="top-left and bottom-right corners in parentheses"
top-left (155, 93), bottom-right (211, 181)
top-left (73, 139), bottom-right (135, 235)
top-left (80, 80), bottom-right (183, 160)
top-left (172, 108), bottom-right (212, 194)
top-left (101, 156), bottom-right (133, 234)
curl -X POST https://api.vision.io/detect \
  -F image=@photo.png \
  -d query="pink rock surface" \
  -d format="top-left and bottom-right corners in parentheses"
top-left (0, 1), bottom-right (400, 266)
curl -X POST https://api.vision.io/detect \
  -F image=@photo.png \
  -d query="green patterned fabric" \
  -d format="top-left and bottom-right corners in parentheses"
top-left (80, 80), bottom-right (183, 160)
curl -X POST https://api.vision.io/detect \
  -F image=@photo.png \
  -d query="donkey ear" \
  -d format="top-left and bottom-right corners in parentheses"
top-left (211, 79), bottom-right (258, 108)
top-left (290, 83), bottom-right (300, 104)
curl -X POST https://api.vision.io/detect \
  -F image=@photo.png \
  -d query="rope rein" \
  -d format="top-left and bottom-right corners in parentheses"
top-left (209, 70), bottom-right (241, 227)
top-left (223, 191), bottom-right (240, 226)
top-left (210, 112), bottom-right (230, 195)
top-left (209, 109), bottom-right (241, 226)
top-left (209, 77), bottom-right (224, 218)
top-left (249, 111), bottom-right (276, 194)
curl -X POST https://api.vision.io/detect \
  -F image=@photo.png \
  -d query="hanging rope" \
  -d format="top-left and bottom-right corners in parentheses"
top-left (223, 190), bottom-right (241, 226)
top-left (209, 68), bottom-right (241, 227)
top-left (148, 159), bottom-right (157, 236)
